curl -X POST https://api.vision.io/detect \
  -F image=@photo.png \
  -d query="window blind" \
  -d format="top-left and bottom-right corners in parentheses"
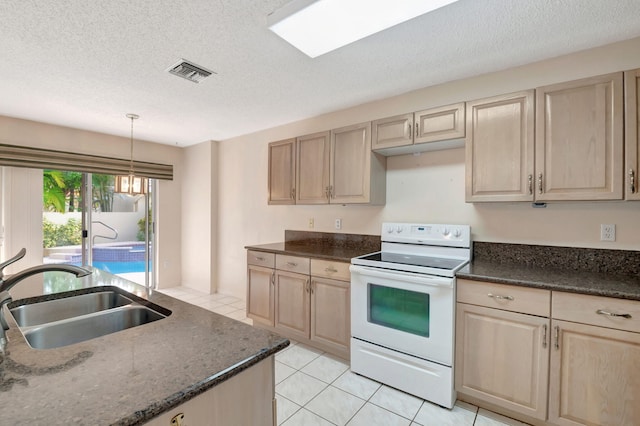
top-left (0, 143), bottom-right (173, 180)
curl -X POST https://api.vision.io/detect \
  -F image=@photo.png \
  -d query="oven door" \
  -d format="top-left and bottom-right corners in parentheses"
top-left (350, 264), bottom-right (455, 366)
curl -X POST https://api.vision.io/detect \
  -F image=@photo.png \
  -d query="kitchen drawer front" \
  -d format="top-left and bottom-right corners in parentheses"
top-left (276, 254), bottom-right (310, 275)
top-left (457, 279), bottom-right (550, 317)
top-left (552, 292), bottom-right (640, 333)
top-left (247, 250), bottom-right (275, 268)
top-left (310, 259), bottom-right (350, 281)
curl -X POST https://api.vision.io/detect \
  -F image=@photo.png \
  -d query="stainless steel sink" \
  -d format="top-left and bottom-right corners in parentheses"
top-left (10, 291), bottom-right (133, 327)
top-left (21, 305), bottom-right (166, 349)
top-left (7, 287), bottom-right (170, 350)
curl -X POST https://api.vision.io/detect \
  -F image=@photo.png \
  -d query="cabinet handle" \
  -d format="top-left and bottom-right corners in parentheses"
top-left (325, 267), bottom-right (338, 273)
top-left (415, 122), bottom-right (419, 137)
top-left (528, 174), bottom-right (533, 195)
top-left (329, 185), bottom-right (334, 199)
top-left (407, 122), bottom-right (411, 136)
top-left (630, 169), bottom-right (636, 194)
top-left (596, 309), bottom-right (632, 319)
top-left (255, 256), bottom-right (265, 261)
top-left (554, 325), bottom-right (559, 350)
top-left (310, 281), bottom-right (315, 294)
top-left (170, 413), bottom-right (185, 426)
top-left (271, 273), bottom-right (275, 285)
top-left (538, 173), bottom-right (543, 194)
top-left (325, 186), bottom-right (330, 200)
top-left (542, 324), bottom-right (547, 349)
top-left (305, 279), bottom-right (310, 293)
top-left (291, 187), bottom-right (296, 199)
top-left (487, 293), bottom-right (514, 301)
top-left (286, 261), bottom-right (298, 267)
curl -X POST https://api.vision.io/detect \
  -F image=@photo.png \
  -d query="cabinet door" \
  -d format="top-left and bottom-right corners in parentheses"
top-left (455, 303), bottom-right (549, 420)
top-left (268, 138), bottom-right (296, 205)
top-left (415, 102), bottom-right (465, 144)
top-left (310, 277), bottom-right (350, 356)
top-left (372, 113), bottom-right (414, 150)
top-left (274, 270), bottom-right (310, 341)
top-left (330, 122), bottom-right (372, 204)
top-left (145, 356), bottom-right (275, 426)
top-left (625, 69), bottom-right (640, 200)
top-left (247, 265), bottom-right (274, 327)
top-left (465, 91), bottom-right (535, 202)
top-left (296, 131), bottom-right (330, 204)
top-left (535, 72), bottom-right (624, 201)
top-left (548, 320), bottom-right (640, 426)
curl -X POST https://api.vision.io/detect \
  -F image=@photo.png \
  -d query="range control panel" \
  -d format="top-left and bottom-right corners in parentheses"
top-left (381, 223), bottom-right (471, 247)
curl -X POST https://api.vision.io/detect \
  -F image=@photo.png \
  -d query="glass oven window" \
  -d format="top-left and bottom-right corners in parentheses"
top-left (368, 284), bottom-right (429, 337)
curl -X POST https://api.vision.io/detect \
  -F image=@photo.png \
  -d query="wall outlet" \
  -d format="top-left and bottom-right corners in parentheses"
top-left (600, 224), bottom-right (616, 241)
top-left (335, 218), bottom-right (342, 230)
top-left (308, 218), bottom-right (314, 229)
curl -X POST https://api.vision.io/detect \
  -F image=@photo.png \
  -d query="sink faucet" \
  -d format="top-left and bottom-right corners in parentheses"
top-left (0, 248), bottom-right (92, 351)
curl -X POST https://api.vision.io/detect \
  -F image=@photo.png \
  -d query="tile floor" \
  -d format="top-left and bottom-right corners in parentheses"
top-left (158, 286), bottom-right (531, 426)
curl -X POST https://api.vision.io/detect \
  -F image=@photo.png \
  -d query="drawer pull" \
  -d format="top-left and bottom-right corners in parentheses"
top-left (542, 324), bottom-right (547, 349)
top-left (487, 293), bottom-right (514, 301)
top-left (286, 262), bottom-right (298, 267)
top-left (255, 256), bottom-right (265, 261)
top-left (596, 309), bottom-right (632, 319)
top-left (554, 326), bottom-right (560, 350)
top-left (325, 267), bottom-right (338, 273)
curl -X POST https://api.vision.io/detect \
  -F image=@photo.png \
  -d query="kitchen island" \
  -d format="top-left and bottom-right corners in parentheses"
top-left (0, 268), bottom-right (288, 425)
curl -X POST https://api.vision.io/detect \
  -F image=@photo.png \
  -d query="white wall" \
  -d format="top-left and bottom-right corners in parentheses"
top-left (216, 37), bottom-right (640, 299)
top-left (181, 140), bottom-right (218, 293)
top-left (0, 116), bottom-right (183, 289)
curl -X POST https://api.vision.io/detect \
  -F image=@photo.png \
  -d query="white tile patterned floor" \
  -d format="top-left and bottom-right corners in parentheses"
top-left (159, 286), bottom-right (531, 426)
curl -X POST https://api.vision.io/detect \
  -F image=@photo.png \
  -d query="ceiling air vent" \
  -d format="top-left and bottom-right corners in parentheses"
top-left (167, 60), bottom-right (215, 83)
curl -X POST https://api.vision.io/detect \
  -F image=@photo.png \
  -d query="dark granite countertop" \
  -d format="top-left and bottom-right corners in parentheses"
top-left (245, 241), bottom-right (376, 262)
top-left (0, 269), bottom-right (289, 425)
top-left (458, 259), bottom-right (640, 301)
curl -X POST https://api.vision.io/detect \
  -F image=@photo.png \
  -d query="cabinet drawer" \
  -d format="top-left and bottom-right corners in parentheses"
top-left (457, 279), bottom-right (550, 317)
top-left (276, 254), bottom-right (310, 275)
top-left (247, 250), bottom-right (275, 268)
top-left (552, 292), bottom-right (640, 333)
top-left (310, 259), bottom-right (350, 281)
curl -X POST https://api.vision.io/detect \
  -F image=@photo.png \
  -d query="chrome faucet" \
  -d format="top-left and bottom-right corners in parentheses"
top-left (0, 248), bottom-right (92, 351)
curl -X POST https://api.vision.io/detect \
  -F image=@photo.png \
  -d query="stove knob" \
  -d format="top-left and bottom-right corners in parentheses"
top-left (442, 227), bottom-right (450, 236)
top-left (396, 226), bottom-right (403, 233)
top-left (452, 228), bottom-right (462, 238)
top-left (386, 226), bottom-right (394, 234)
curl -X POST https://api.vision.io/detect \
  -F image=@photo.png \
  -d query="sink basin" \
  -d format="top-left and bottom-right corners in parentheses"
top-left (22, 305), bottom-right (166, 350)
top-left (10, 291), bottom-right (133, 327)
top-left (7, 287), bottom-right (170, 349)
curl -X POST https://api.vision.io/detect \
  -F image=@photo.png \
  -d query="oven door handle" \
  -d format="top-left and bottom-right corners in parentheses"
top-left (349, 265), bottom-right (453, 287)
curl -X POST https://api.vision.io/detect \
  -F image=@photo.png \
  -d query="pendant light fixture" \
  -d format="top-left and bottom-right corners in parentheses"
top-left (115, 113), bottom-right (147, 195)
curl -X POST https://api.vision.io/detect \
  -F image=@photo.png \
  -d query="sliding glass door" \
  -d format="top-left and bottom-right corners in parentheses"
top-left (42, 170), bottom-right (155, 288)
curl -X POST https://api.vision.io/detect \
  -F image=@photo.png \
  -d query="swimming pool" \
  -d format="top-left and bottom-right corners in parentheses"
top-left (83, 261), bottom-right (151, 274)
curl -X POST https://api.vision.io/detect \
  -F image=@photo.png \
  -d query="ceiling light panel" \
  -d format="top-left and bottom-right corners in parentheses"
top-left (268, 0), bottom-right (460, 58)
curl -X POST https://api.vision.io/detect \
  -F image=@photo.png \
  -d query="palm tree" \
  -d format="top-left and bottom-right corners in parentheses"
top-left (43, 170), bottom-right (66, 212)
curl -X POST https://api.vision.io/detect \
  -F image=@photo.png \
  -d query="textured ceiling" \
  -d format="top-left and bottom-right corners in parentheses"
top-left (1, 0), bottom-right (640, 146)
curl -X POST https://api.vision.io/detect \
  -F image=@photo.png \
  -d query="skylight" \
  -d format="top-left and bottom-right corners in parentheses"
top-left (268, 0), bottom-right (460, 58)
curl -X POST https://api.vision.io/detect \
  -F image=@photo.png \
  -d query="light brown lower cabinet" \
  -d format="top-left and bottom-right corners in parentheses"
top-left (247, 253), bottom-right (350, 359)
top-left (456, 280), bottom-right (640, 426)
top-left (144, 356), bottom-right (275, 426)
top-left (455, 303), bottom-right (550, 421)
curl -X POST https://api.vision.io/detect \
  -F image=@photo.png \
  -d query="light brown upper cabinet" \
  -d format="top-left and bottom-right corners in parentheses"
top-left (625, 68), bottom-right (640, 200)
top-left (373, 103), bottom-right (465, 156)
top-left (331, 122), bottom-right (385, 204)
top-left (296, 124), bottom-right (385, 205)
top-left (535, 72), bottom-right (624, 201)
top-left (465, 91), bottom-right (535, 202)
top-left (267, 138), bottom-right (296, 205)
top-left (296, 131), bottom-right (331, 204)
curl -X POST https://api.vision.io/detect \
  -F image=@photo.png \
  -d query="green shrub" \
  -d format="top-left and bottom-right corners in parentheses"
top-left (43, 218), bottom-right (82, 248)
